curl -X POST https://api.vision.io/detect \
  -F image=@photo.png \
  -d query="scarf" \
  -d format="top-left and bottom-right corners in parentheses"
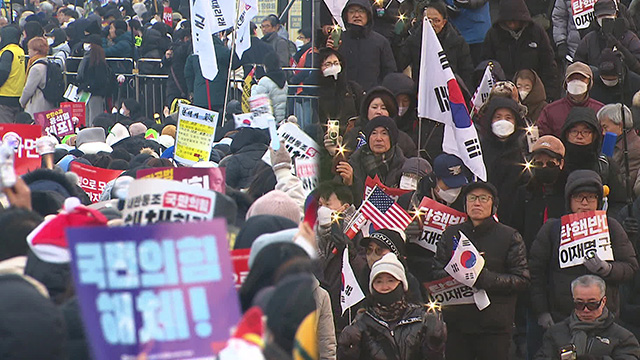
top-left (568, 307), bottom-right (610, 356)
top-left (26, 54), bottom-right (46, 77)
top-left (361, 146), bottom-right (396, 181)
top-left (369, 286), bottom-right (408, 322)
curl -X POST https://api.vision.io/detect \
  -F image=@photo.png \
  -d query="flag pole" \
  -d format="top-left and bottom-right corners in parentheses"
top-left (221, 0), bottom-right (241, 127)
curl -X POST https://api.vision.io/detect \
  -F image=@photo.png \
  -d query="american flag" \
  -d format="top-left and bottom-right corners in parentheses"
top-left (362, 186), bottom-right (412, 230)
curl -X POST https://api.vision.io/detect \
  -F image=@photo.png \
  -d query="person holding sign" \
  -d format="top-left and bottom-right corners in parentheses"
top-left (529, 170), bottom-right (638, 353)
top-left (433, 181), bottom-right (530, 360)
top-left (534, 275), bottom-right (640, 359)
top-left (338, 253), bottom-right (446, 360)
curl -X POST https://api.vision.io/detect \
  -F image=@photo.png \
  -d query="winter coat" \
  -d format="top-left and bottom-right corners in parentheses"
top-left (529, 172), bottom-right (639, 322)
top-left (348, 144), bottom-right (407, 205)
top-left (219, 128), bottom-right (270, 189)
top-left (590, 68), bottom-right (640, 107)
top-left (61, 297), bottom-right (93, 360)
top-left (317, 64), bottom-right (364, 130)
top-left (537, 96), bottom-right (604, 137)
top-left (618, 271), bottom-right (640, 342)
top-left (19, 61), bottom-right (55, 116)
top-left (338, 0), bottom-right (397, 91)
top-left (163, 39), bottom-right (191, 104)
top-left (535, 309), bottom-right (640, 359)
top-left (574, 26), bottom-right (640, 74)
top-left (433, 217), bottom-right (530, 333)
top-left (482, 0), bottom-right (559, 100)
top-left (443, 0), bottom-right (491, 45)
top-left (103, 32), bottom-right (134, 58)
top-left (139, 28), bottom-right (170, 74)
top-left (233, 36), bottom-right (276, 80)
top-left (514, 69), bottom-right (548, 123)
top-left (76, 52), bottom-right (113, 97)
top-left (479, 97), bottom-right (530, 221)
top-left (261, 31), bottom-right (292, 68)
top-left (398, 21), bottom-right (474, 88)
top-left (613, 130), bottom-right (640, 197)
top-left (313, 278), bottom-right (337, 360)
top-left (338, 304), bottom-right (445, 360)
top-left (552, 0), bottom-right (583, 57)
top-left (251, 75), bottom-right (288, 122)
top-left (50, 42), bottom-right (70, 68)
top-left (184, 37), bottom-right (231, 111)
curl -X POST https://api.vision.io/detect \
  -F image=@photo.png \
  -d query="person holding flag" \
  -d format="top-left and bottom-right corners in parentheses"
top-left (433, 181), bottom-right (530, 360)
top-left (338, 252), bottom-right (446, 360)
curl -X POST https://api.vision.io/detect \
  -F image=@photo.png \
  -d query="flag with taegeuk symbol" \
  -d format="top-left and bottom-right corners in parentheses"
top-left (361, 186), bottom-right (412, 231)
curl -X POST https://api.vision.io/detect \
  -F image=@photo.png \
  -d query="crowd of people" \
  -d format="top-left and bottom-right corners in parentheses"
top-left (5, 0), bottom-right (640, 359)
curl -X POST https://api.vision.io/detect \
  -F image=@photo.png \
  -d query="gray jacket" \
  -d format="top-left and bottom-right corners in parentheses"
top-left (552, 0), bottom-right (582, 57)
top-left (19, 62), bottom-right (55, 116)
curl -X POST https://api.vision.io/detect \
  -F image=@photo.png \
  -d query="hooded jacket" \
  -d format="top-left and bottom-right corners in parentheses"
top-left (479, 97), bottom-right (530, 221)
top-left (338, 0), bottom-right (397, 91)
top-left (513, 69), bottom-right (548, 123)
top-left (219, 127), bottom-right (270, 189)
top-left (574, 19), bottom-right (640, 75)
top-left (482, 0), bottom-right (559, 100)
top-left (529, 170), bottom-right (639, 322)
top-left (184, 36), bottom-right (231, 111)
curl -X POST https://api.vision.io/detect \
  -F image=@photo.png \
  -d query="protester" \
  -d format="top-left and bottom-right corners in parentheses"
top-left (20, 37), bottom-right (54, 116)
top-left (261, 14), bottom-right (293, 67)
top-left (76, 34), bottom-right (112, 127)
top-left (514, 69), bottom-right (548, 123)
top-left (0, 26), bottom-right (26, 122)
top-left (251, 52), bottom-right (288, 122)
top-left (442, 0), bottom-right (491, 65)
top-left (590, 48), bottom-right (640, 107)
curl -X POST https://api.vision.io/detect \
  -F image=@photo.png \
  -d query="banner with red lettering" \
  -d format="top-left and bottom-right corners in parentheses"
top-left (414, 197), bottom-right (467, 253)
top-left (0, 124), bottom-right (41, 176)
top-left (571, 0), bottom-right (595, 30)
top-left (34, 108), bottom-right (76, 136)
top-left (424, 276), bottom-right (474, 306)
top-left (559, 210), bottom-right (613, 269)
top-left (60, 102), bottom-right (86, 128)
top-left (70, 162), bottom-right (124, 203)
top-left (231, 249), bottom-right (250, 289)
top-left (136, 167), bottom-right (225, 193)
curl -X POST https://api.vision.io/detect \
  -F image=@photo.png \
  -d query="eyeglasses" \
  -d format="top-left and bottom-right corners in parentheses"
top-left (574, 297), bottom-right (604, 311)
top-left (366, 245), bottom-right (387, 256)
top-left (347, 7), bottom-right (367, 15)
top-left (532, 160), bottom-right (560, 168)
top-left (571, 194), bottom-right (598, 203)
top-left (466, 194), bottom-right (493, 203)
top-left (322, 61), bottom-right (340, 68)
top-left (568, 129), bottom-right (593, 137)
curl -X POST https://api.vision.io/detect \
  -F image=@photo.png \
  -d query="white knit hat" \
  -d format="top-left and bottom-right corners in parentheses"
top-left (369, 253), bottom-right (408, 293)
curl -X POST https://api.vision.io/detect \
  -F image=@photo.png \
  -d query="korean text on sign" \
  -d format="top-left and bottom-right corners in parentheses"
top-left (174, 103), bottom-right (218, 166)
top-left (69, 162), bottom-right (123, 203)
top-left (571, 0), bottom-right (595, 29)
top-left (424, 276), bottom-right (474, 306)
top-left (0, 124), bottom-right (41, 175)
top-left (415, 196), bottom-right (467, 253)
top-left (66, 219), bottom-right (240, 360)
top-left (559, 210), bottom-right (614, 269)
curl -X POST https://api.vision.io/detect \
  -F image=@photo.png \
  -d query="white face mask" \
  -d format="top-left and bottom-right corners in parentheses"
top-left (119, 107), bottom-right (126, 115)
top-left (436, 186), bottom-right (461, 204)
top-left (398, 106), bottom-right (408, 116)
top-left (83, 43), bottom-right (91, 52)
top-left (295, 39), bottom-right (304, 50)
top-left (322, 64), bottom-right (341, 79)
top-left (601, 77), bottom-right (619, 87)
top-left (597, 15), bottom-right (616, 27)
top-left (566, 79), bottom-right (588, 96)
top-left (399, 175), bottom-right (419, 190)
top-left (519, 90), bottom-right (530, 100)
top-left (491, 119), bottom-right (516, 138)
top-left (317, 206), bottom-right (333, 226)
top-left (47, 37), bottom-right (54, 46)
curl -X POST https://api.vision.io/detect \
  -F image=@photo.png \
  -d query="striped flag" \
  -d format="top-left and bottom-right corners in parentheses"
top-left (361, 186), bottom-right (412, 231)
top-left (341, 247), bottom-right (365, 314)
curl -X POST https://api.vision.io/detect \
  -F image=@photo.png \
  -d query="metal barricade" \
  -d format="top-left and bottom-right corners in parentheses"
top-left (135, 58), bottom-right (168, 118)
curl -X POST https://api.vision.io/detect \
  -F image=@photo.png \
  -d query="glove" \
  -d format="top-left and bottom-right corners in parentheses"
top-left (537, 312), bottom-right (555, 329)
top-left (270, 141), bottom-right (291, 171)
top-left (584, 254), bottom-right (612, 277)
top-left (556, 42), bottom-right (568, 60)
top-left (423, 311), bottom-right (447, 351)
top-left (623, 217), bottom-right (639, 237)
top-left (405, 219), bottom-right (422, 241)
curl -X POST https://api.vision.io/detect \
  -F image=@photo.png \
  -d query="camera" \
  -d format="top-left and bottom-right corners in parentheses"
top-left (560, 344), bottom-right (577, 360)
top-left (327, 120), bottom-right (340, 143)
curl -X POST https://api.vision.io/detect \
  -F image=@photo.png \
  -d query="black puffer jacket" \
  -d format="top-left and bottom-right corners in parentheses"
top-left (163, 37), bottom-right (192, 104)
top-left (574, 20), bottom-right (640, 75)
top-left (529, 170), bottom-right (639, 322)
top-left (338, 0), bottom-right (397, 91)
top-left (433, 217), bottom-right (530, 333)
top-left (219, 127), bottom-right (270, 189)
top-left (482, 0), bottom-right (559, 100)
top-left (338, 304), bottom-right (445, 360)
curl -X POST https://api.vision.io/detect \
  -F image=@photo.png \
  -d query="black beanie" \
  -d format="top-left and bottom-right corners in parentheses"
top-left (364, 116), bottom-right (399, 146)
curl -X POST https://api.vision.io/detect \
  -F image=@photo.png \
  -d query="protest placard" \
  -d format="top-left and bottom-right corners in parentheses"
top-left (277, 122), bottom-right (319, 160)
top-left (0, 124), bottom-right (41, 176)
top-left (66, 218), bottom-right (240, 360)
top-left (34, 107), bottom-right (76, 136)
top-left (559, 210), bottom-right (614, 269)
top-left (231, 249), bottom-right (250, 289)
top-left (70, 162), bottom-right (124, 203)
top-left (174, 103), bottom-right (218, 166)
top-left (123, 178), bottom-right (217, 226)
top-left (424, 276), bottom-right (474, 306)
top-left (137, 167), bottom-right (226, 193)
top-left (294, 157), bottom-right (318, 195)
top-left (163, 6), bottom-right (173, 27)
top-left (572, 0), bottom-right (595, 30)
top-left (61, 102), bottom-right (86, 128)
top-left (413, 197), bottom-right (467, 253)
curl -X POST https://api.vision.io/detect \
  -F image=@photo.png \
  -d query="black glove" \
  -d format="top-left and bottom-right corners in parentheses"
top-left (405, 219), bottom-right (422, 241)
top-left (329, 221), bottom-right (349, 253)
top-left (623, 217), bottom-right (640, 237)
top-left (423, 311), bottom-right (447, 351)
top-left (556, 42), bottom-right (568, 60)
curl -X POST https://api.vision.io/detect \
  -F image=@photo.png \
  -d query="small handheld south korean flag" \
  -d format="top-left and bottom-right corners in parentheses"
top-left (340, 247), bottom-right (365, 315)
top-left (470, 63), bottom-right (495, 116)
top-left (445, 232), bottom-right (490, 310)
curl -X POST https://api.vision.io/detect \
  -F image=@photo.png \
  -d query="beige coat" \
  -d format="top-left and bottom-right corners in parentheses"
top-left (19, 62), bottom-right (55, 117)
top-left (313, 278), bottom-right (337, 360)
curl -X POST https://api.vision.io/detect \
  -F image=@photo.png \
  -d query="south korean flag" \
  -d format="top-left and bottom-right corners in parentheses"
top-left (445, 232), bottom-right (490, 310)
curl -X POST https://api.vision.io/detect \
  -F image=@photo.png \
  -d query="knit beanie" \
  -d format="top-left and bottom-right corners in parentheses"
top-left (369, 253), bottom-right (409, 293)
top-left (364, 116), bottom-right (399, 146)
top-left (246, 190), bottom-right (302, 224)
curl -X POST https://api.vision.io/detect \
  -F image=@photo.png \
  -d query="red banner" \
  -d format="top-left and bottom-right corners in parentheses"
top-left (136, 167), bottom-right (226, 193)
top-left (34, 108), bottom-right (75, 136)
top-left (0, 124), bottom-right (41, 176)
top-left (414, 196), bottom-right (467, 252)
top-left (163, 7), bottom-right (173, 27)
top-left (70, 162), bottom-right (123, 203)
top-left (231, 248), bottom-right (250, 289)
top-left (60, 102), bottom-right (86, 128)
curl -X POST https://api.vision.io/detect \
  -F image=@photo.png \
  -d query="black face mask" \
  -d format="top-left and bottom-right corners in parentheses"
top-left (372, 283), bottom-right (405, 306)
top-left (564, 142), bottom-right (598, 168)
top-left (533, 166), bottom-right (562, 184)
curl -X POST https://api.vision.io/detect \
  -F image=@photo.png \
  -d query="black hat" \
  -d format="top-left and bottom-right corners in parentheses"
top-left (594, 0), bottom-right (617, 17)
top-left (364, 116), bottom-right (399, 146)
top-left (598, 49), bottom-right (623, 77)
top-left (360, 228), bottom-right (405, 256)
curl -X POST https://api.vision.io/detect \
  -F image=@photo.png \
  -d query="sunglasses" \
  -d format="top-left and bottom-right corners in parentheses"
top-left (532, 160), bottom-right (559, 168)
top-left (574, 297), bottom-right (604, 311)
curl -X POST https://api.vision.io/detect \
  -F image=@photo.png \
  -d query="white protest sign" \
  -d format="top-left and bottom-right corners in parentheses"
top-left (277, 122), bottom-right (319, 160)
top-left (445, 232), bottom-right (484, 287)
top-left (414, 197), bottom-right (467, 253)
top-left (295, 157), bottom-right (319, 196)
top-left (425, 276), bottom-right (475, 306)
top-left (572, 0), bottom-right (595, 30)
top-left (559, 210), bottom-right (614, 269)
top-left (175, 103), bottom-right (218, 166)
top-left (249, 94), bottom-right (279, 150)
top-left (122, 178), bottom-right (216, 226)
